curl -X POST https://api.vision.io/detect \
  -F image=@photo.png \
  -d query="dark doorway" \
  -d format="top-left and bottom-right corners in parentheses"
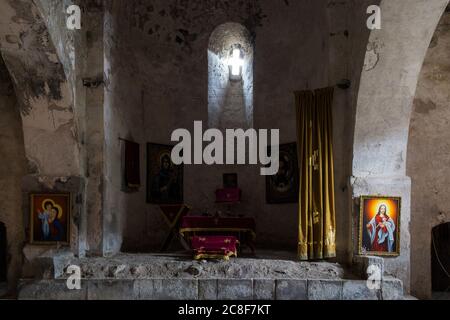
top-left (431, 223), bottom-right (450, 294)
top-left (0, 222), bottom-right (6, 282)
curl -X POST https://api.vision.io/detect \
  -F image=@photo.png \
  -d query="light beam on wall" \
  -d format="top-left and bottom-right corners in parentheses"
top-left (228, 48), bottom-right (244, 81)
top-left (208, 22), bottom-right (253, 129)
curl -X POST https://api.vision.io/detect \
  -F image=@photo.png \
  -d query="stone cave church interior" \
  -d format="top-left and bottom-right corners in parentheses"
top-left (0, 0), bottom-right (449, 302)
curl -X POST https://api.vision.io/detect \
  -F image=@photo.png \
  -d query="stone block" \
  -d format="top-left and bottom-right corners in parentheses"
top-left (342, 280), bottom-right (381, 300)
top-left (199, 279), bottom-right (218, 300)
top-left (275, 279), bottom-right (307, 300)
top-left (307, 280), bottom-right (343, 300)
top-left (135, 279), bottom-right (198, 300)
top-left (217, 279), bottom-right (253, 300)
top-left (87, 280), bottom-right (135, 300)
top-left (18, 280), bottom-right (87, 300)
top-left (381, 277), bottom-right (403, 300)
top-left (253, 279), bottom-right (275, 300)
top-left (352, 255), bottom-right (385, 280)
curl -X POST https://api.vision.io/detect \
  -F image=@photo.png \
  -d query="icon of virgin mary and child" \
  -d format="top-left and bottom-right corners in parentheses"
top-left (37, 200), bottom-right (65, 241)
top-left (366, 204), bottom-right (396, 252)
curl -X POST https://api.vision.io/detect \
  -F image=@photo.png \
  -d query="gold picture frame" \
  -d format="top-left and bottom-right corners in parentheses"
top-left (358, 195), bottom-right (401, 257)
top-left (30, 193), bottom-right (70, 245)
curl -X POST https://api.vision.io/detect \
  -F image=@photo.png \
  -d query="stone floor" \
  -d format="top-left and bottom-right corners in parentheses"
top-left (14, 250), bottom-right (407, 300)
top-left (51, 250), bottom-right (353, 281)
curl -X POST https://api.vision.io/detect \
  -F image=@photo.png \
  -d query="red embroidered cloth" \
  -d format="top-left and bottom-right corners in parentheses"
top-left (180, 216), bottom-right (256, 254)
top-left (191, 235), bottom-right (238, 260)
top-left (180, 216), bottom-right (256, 236)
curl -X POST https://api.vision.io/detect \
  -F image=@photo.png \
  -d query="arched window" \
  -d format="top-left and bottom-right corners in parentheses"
top-left (208, 23), bottom-right (254, 130)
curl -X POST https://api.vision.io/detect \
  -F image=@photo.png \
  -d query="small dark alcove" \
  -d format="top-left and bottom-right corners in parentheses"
top-left (0, 222), bottom-right (6, 282)
top-left (431, 222), bottom-right (450, 293)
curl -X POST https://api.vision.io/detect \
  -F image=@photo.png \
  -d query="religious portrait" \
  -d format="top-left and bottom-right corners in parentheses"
top-left (30, 193), bottom-right (70, 244)
top-left (266, 142), bottom-right (299, 204)
top-left (147, 143), bottom-right (183, 204)
top-left (359, 196), bottom-right (401, 256)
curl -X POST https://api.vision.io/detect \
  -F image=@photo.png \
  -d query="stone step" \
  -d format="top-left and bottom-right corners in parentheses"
top-left (48, 253), bottom-right (348, 280)
top-left (0, 282), bottom-right (7, 298)
top-left (404, 294), bottom-right (419, 300)
top-left (17, 277), bottom-right (404, 300)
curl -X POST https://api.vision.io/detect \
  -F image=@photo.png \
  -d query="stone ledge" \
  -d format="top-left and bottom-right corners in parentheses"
top-left (253, 279), bottom-right (275, 300)
top-left (308, 279), bottom-right (343, 300)
top-left (135, 279), bottom-right (198, 300)
top-left (217, 279), bottom-right (253, 300)
top-left (381, 277), bottom-right (403, 300)
top-left (87, 280), bottom-right (135, 300)
top-left (199, 279), bottom-right (218, 300)
top-left (17, 277), bottom-right (403, 300)
top-left (18, 280), bottom-right (87, 300)
top-left (275, 279), bottom-right (307, 300)
top-left (49, 253), bottom-right (345, 280)
top-left (352, 255), bottom-right (385, 280)
top-left (342, 280), bottom-right (381, 300)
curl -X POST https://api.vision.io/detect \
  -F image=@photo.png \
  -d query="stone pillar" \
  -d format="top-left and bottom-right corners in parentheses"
top-left (73, 1), bottom-right (106, 256)
top-left (350, 176), bottom-right (411, 291)
top-left (350, 0), bottom-right (448, 294)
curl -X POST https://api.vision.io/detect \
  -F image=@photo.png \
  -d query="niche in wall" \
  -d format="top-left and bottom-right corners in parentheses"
top-left (208, 22), bottom-right (254, 130)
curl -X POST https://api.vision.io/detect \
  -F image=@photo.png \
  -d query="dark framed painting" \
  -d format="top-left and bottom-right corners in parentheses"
top-left (121, 139), bottom-right (140, 192)
top-left (146, 143), bottom-right (183, 204)
top-left (358, 196), bottom-right (401, 256)
top-left (266, 142), bottom-right (299, 204)
top-left (30, 193), bottom-right (70, 244)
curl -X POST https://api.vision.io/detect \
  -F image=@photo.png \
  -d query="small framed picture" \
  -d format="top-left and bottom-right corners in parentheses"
top-left (265, 142), bottom-right (299, 204)
top-left (358, 196), bottom-right (401, 256)
top-left (30, 193), bottom-right (70, 245)
top-left (146, 143), bottom-right (183, 204)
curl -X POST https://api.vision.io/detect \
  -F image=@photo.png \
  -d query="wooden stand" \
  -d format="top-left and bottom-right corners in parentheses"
top-left (158, 204), bottom-right (191, 252)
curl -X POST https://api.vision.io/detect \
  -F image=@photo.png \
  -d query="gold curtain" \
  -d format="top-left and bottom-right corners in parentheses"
top-left (295, 87), bottom-right (336, 260)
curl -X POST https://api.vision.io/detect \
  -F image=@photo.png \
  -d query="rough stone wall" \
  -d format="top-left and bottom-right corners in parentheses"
top-left (34, 0), bottom-right (76, 84)
top-left (102, 0), bottom-right (356, 256)
top-left (0, 0), bottom-right (79, 176)
top-left (407, 10), bottom-right (450, 299)
top-left (3, 1), bottom-right (448, 299)
top-left (0, 55), bottom-right (27, 293)
top-left (0, 0), bottom-right (88, 292)
top-left (341, 0), bottom-right (380, 265)
top-left (30, 0), bottom-right (107, 256)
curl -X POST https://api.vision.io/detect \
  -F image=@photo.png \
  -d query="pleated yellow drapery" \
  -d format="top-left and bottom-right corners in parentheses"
top-left (295, 87), bottom-right (336, 260)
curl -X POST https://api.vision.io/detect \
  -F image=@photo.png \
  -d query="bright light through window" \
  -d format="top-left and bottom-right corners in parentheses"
top-left (229, 48), bottom-right (244, 77)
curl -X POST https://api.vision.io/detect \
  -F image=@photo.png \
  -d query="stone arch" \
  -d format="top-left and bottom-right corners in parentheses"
top-left (351, 0), bottom-right (449, 292)
top-left (208, 22), bottom-right (254, 130)
top-left (407, 8), bottom-right (450, 299)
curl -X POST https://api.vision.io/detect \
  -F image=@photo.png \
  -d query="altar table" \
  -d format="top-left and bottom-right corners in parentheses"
top-left (179, 216), bottom-right (256, 253)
